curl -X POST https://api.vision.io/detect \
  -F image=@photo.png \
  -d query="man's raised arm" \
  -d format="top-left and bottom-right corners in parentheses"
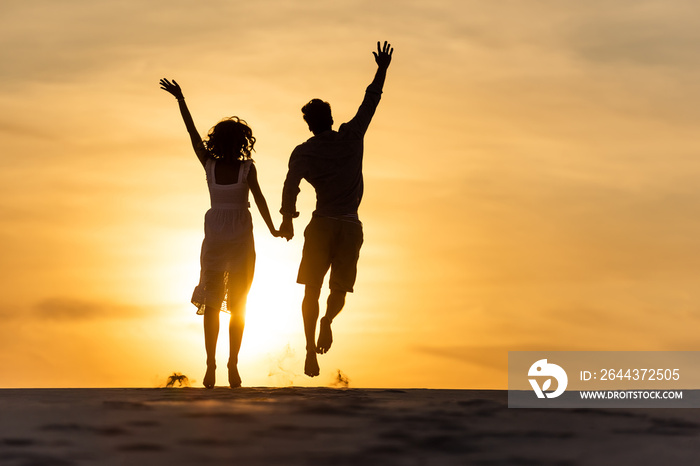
top-left (369, 40), bottom-right (393, 92)
top-left (345, 41), bottom-right (394, 137)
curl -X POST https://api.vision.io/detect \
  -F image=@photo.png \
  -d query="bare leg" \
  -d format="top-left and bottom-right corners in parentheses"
top-left (227, 282), bottom-right (248, 388)
top-left (317, 289), bottom-right (346, 354)
top-left (302, 285), bottom-right (321, 377)
top-left (326, 289), bottom-right (346, 322)
top-left (203, 305), bottom-right (220, 389)
top-left (228, 312), bottom-right (244, 388)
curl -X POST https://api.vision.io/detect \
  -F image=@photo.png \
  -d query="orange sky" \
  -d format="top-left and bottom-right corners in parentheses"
top-left (2, 0), bottom-right (700, 389)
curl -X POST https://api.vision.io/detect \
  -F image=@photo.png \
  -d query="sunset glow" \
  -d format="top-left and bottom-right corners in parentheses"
top-left (2, 0), bottom-right (700, 389)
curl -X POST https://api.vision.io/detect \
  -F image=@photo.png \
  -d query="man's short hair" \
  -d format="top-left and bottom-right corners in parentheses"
top-left (302, 99), bottom-right (333, 133)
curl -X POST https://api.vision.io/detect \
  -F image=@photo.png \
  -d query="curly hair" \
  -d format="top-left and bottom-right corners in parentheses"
top-left (204, 116), bottom-right (256, 161)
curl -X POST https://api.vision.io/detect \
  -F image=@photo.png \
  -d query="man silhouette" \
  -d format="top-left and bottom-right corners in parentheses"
top-left (280, 41), bottom-right (393, 377)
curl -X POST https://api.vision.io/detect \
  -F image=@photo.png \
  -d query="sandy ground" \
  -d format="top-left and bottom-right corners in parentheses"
top-left (1, 387), bottom-right (699, 465)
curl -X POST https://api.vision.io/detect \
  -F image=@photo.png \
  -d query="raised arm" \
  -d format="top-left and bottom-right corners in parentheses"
top-left (247, 164), bottom-right (281, 238)
top-left (370, 40), bottom-right (393, 91)
top-left (159, 78), bottom-right (209, 167)
top-left (343, 41), bottom-right (394, 137)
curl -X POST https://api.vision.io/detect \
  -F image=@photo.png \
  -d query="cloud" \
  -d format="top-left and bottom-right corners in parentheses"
top-left (564, 1), bottom-right (700, 68)
top-left (414, 344), bottom-right (573, 374)
top-left (32, 297), bottom-right (143, 321)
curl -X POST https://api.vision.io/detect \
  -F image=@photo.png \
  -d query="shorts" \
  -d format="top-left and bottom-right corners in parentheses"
top-left (297, 216), bottom-right (363, 292)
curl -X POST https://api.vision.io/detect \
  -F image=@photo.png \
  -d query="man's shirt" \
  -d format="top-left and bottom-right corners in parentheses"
top-left (281, 84), bottom-right (383, 219)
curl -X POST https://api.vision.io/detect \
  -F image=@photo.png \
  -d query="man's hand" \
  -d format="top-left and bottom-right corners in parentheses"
top-left (280, 217), bottom-right (294, 241)
top-left (159, 78), bottom-right (185, 100)
top-left (373, 41), bottom-right (393, 70)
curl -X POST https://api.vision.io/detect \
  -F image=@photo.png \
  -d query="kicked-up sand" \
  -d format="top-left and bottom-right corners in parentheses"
top-left (1, 387), bottom-right (699, 465)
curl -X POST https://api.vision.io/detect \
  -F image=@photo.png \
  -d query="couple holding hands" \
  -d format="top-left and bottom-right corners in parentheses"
top-left (160, 41), bottom-right (393, 388)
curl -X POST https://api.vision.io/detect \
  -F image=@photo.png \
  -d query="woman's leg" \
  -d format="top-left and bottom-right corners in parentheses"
top-left (201, 270), bottom-right (226, 389)
top-left (203, 305), bottom-right (220, 389)
top-left (227, 278), bottom-right (251, 388)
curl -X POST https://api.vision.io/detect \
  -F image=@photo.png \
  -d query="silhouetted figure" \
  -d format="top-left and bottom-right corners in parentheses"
top-left (279, 42), bottom-right (394, 377)
top-left (160, 78), bottom-right (280, 388)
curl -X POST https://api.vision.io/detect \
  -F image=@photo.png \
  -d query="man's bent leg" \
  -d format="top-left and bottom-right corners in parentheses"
top-left (326, 290), bottom-right (346, 322)
top-left (317, 289), bottom-right (346, 354)
top-left (302, 285), bottom-right (321, 377)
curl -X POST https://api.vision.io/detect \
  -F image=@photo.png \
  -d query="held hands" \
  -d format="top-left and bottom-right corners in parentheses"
top-left (159, 78), bottom-right (184, 100)
top-left (373, 41), bottom-right (393, 69)
top-left (279, 217), bottom-right (294, 241)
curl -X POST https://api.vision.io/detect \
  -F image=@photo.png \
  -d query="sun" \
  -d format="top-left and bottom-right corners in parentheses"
top-left (238, 235), bottom-right (305, 359)
top-left (152, 230), bottom-right (306, 385)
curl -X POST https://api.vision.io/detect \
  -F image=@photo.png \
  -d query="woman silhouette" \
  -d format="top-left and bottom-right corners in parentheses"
top-left (160, 78), bottom-right (280, 388)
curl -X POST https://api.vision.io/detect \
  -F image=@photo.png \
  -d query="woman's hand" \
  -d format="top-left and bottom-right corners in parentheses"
top-left (159, 78), bottom-right (184, 100)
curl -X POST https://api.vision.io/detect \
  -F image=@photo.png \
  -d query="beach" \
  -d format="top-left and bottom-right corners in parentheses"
top-left (1, 387), bottom-right (699, 465)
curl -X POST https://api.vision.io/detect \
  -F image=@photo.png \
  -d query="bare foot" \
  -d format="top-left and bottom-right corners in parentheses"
top-left (316, 316), bottom-right (333, 354)
top-left (203, 365), bottom-right (216, 389)
top-left (304, 350), bottom-right (320, 377)
top-left (228, 363), bottom-right (242, 388)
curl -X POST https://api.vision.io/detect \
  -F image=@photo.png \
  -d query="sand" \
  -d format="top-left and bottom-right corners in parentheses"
top-left (1, 387), bottom-right (699, 465)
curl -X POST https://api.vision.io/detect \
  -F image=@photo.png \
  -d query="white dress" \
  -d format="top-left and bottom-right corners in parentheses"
top-left (191, 158), bottom-right (256, 315)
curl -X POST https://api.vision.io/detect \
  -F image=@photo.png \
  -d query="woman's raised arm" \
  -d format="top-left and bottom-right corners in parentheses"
top-left (160, 78), bottom-right (209, 167)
